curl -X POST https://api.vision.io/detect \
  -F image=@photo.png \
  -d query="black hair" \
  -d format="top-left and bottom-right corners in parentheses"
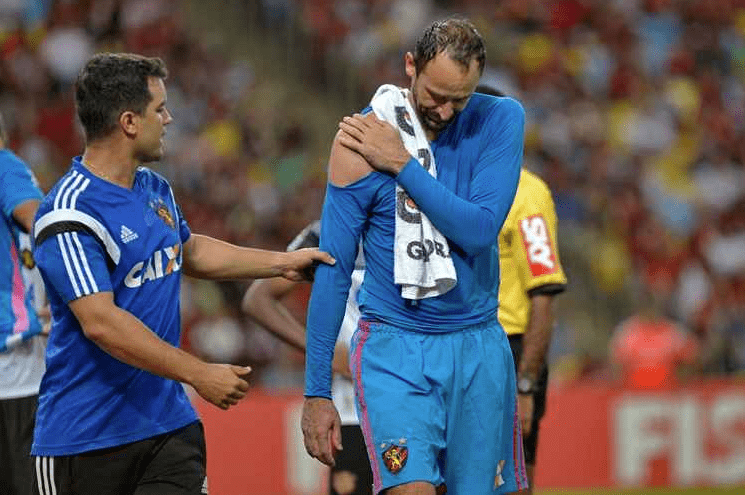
top-left (75, 53), bottom-right (167, 141)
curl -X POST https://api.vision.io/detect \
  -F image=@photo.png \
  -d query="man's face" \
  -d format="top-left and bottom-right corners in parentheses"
top-left (407, 51), bottom-right (480, 136)
top-left (134, 77), bottom-right (172, 162)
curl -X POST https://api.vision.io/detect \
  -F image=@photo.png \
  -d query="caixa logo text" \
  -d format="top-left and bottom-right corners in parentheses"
top-left (124, 244), bottom-right (181, 288)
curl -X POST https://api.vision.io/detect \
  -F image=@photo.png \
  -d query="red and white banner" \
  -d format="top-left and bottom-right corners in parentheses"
top-left (535, 379), bottom-right (745, 488)
top-left (196, 380), bottom-right (745, 494)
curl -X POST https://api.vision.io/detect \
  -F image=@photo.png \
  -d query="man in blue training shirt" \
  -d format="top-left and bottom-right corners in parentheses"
top-left (302, 18), bottom-right (528, 495)
top-left (0, 113), bottom-right (48, 495)
top-left (31, 53), bottom-right (334, 495)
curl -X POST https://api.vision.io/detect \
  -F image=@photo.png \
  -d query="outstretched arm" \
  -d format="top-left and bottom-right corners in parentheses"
top-left (242, 277), bottom-right (353, 378)
top-left (182, 234), bottom-right (334, 281)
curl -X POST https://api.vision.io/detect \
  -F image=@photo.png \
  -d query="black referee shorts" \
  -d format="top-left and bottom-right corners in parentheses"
top-left (330, 425), bottom-right (373, 495)
top-left (0, 394), bottom-right (38, 495)
top-left (33, 421), bottom-right (206, 495)
top-left (508, 334), bottom-right (549, 466)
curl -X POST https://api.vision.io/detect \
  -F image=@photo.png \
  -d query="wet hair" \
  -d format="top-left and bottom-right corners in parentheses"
top-left (75, 53), bottom-right (167, 141)
top-left (413, 17), bottom-right (486, 76)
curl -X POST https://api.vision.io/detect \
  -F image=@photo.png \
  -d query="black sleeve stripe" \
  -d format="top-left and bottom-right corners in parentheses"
top-left (35, 221), bottom-right (117, 268)
top-left (527, 283), bottom-right (567, 297)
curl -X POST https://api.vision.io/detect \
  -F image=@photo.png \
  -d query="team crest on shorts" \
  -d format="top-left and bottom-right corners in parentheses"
top-left (381, 442), bottom-right (408, 474)
top-left (494, 459), bottom-right (506, 488)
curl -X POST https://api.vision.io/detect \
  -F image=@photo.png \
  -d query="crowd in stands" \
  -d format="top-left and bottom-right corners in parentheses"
top-left (1, 0), bottom-right (744, 385)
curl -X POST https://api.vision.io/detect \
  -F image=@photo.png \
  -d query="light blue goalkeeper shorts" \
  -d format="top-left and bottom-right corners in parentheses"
top-left (350, 318), bottom-right (528, 495)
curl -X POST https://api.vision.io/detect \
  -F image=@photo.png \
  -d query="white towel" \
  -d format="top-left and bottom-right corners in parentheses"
top-left (370, 84), bottom-right (457, 300)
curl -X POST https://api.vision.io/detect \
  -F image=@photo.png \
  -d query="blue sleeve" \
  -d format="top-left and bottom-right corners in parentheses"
top-left (164, 179), bottom-right (190, 244)
top-left (395, 99), bottom-right (524, 255)
top-left (304, 179), bottom-right (373, 398)
top-left (176, 203), bottom-right (190, 244)
top-left (0, 153), bottom-right (43, 219)
top-left (34, 231), bottom-right (113, 303)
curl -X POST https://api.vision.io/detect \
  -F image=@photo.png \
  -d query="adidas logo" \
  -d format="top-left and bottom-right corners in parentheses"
top-left (120, 225), bottom-right (139, 244)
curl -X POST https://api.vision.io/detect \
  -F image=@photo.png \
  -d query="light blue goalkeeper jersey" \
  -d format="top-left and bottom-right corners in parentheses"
top-left (305, 93), bottom-right (525, 397)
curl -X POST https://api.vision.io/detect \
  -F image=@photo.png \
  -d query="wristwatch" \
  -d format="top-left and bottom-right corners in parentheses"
top-left (517, 375), bottom-right (536, 395)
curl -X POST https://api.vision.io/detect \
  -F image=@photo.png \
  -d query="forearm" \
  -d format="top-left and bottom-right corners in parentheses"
top-left (243, 282), bottom-right (307, 352)
top-left (305, 263), bottom-right (350, 397)
top-left (304, 198), bottom-right (358, 397)
top-left (304, 175), bottom-right (370, 397)
top-left (183, 234), bottom-right (287, 280)
top-left (396, 160), bottom-right (502, 253)
top-left (82, 304), bottom-right (205, 386)
top-left (518, 294), bottom-right (555, 378)
top-left (12, 199), bottom-right (41, 233)
top-left (393, 100), bottom-right (523, 255)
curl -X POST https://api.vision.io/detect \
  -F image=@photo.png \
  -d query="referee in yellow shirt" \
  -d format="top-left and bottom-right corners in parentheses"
top-left (477, 85), bottom-right (568, 494)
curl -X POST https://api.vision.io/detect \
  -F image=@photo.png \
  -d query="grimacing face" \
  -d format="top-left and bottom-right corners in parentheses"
top-left (407, 51), bottom-right (480, 136)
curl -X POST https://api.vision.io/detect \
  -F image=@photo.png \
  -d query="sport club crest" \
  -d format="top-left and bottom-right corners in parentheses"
top-left (149, 197), bottom-right (175, 229)
top-left (20, 248), bottom-right (35, 269)
top-left (382, 443), bottom-right (408, 474)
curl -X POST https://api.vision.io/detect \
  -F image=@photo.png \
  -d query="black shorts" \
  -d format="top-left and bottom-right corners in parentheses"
top-left (33, 421), bottom-right (206, 495)
top-left (0, 394), bottom-right (38, 495)
top-left (330, 425), bottom-right (373, 495)
top-left (508, 334), bottom-right (549, 466)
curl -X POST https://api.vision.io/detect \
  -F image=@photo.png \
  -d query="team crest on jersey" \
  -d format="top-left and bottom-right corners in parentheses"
top-left (149, 197), bottom-right (175, 229)
top-left (381, 441), bottom-right (408, 474)
top-left (20, 248), bottom-right (35, 269)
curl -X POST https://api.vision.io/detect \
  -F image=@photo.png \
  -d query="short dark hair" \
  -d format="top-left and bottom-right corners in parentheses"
top-left (75, 53), bottom-right (167, 141)
top-left (413, 17), bottom-right (486, 76)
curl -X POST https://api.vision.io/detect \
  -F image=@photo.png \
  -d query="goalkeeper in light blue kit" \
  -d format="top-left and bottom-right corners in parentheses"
top-left (302, 18), bottom-right (528, 495)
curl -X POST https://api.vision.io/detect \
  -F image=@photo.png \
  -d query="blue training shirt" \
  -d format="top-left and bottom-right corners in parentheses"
top-left (0, 149), bottom-right (43, 346)
top-left (31, 157), bottom-right (198, 456)
top-left (305, 93), bottom-right (525, 397)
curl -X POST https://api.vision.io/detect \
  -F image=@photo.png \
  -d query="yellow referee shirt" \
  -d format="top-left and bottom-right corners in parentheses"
top-left (498, 169), bottom-right (567, 335)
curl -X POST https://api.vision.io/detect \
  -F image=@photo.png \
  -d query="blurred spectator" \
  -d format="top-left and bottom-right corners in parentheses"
top-left (610, 286), bottom-right (700, 390)
top-left (38, 1), bottom-right (94, 87)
